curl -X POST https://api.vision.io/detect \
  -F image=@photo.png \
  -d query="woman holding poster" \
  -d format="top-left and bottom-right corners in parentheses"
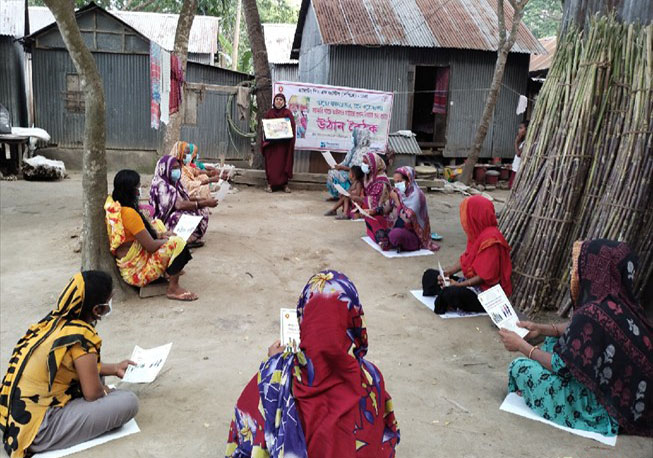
top-left (325, 128), bottom-right (371, 200)
top-left (262, 93), bottom-right (296, 193)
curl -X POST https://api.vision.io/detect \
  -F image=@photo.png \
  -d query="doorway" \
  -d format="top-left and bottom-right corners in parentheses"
top-left (411, 65), bottom-right (450, 147)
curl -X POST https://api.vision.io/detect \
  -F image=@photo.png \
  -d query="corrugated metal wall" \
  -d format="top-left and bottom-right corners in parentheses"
top-left (183, 63), bottom-right (252, 160)
top-left (0, 37), bottom-right (27, 127)
top-left (297, 2), bottom-right (329, 84)
top-left (325, 46), bottom-right (529, 158)
top-left (270, 63), bottom-right (299, 83)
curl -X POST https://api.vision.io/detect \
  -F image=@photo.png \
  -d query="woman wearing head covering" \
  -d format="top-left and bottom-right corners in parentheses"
top-left (105, 169), bottom-right (197, 301)
top-left (149, 155), bottom-right (217, 248)
top-left (423, 195), bottom-right (511, 314)
top-left (499, 240), bottom-right (652, 438)
top-left (387, 166), bottom-right (440, 252)
top-left (325, 128), bottom-right (371, 201)
top-left (172, 141), bottom-right (222, 200)
top-left (262, 93), bottom-right (296, 193)
top-left (225, 270), bottom-right (400, 457)
top-left (350, 152), bottom-right (394, 249)
top-left (0, 272), bottom-right (139, 457)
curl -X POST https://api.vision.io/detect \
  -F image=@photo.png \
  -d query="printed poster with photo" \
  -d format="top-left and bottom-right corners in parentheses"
top-left (273, 81), bottom-right (394, 153)
top-left (262, 118), bottom-right (294, 140)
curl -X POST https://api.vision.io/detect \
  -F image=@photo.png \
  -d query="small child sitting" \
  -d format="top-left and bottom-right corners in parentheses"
top-left (325, 166), bottom-right (365, 220)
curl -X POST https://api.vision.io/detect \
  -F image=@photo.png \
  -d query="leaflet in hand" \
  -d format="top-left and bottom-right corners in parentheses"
top-left (333, 183), bottom-right (350, 197)
top-left (321, 151), bottom-right (337, 169)
top-left (280, 308), bottom-right (300, 349)
top-left (353, 201), bottom-right (371, 218)
top-left (121, 343), bottom-right (172, 384)
top-left (438, 260), bottom-right (450, 287)
top-left (214, 182), bottom-right (231, 202)
top-left (173, 214), bottom-right (203, 242)
top-left (477, 285), bottom-right (528, 337)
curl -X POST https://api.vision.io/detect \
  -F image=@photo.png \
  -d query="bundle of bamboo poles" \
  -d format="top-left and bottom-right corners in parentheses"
top-left (499, 17), bottom-right (652, 315)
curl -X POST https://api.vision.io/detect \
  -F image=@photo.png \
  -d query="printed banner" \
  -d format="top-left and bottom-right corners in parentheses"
top-left (274, 81), bottom-right (394, 152)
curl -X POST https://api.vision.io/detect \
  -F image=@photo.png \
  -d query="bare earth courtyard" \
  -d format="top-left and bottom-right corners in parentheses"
top-left (1, 175), bottom-right (651, 458)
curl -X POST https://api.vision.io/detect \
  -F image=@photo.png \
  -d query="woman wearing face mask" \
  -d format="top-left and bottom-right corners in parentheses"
top-left (0, 272), bottom-right (139, 457)
top-left (150, 156), bottom-right (217, 250)
top-left (262, 93), bottom-right (296, 193)
top-left (106, 168), bottom-right (198, 301)
top-left (172, 141), bottom-right (222, 199)
top-left (387, 167), bottom-right (440, 252)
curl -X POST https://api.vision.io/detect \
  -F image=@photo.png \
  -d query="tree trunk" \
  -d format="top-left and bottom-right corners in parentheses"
top-left (242, 0), bottom-right (272, 170)
top-left (232, 0), bottom-right (242, 71)
top-left (162, 0), bottom-right (197, 156)
top-left (459, 0), bottom-right (528, 185)
top-left (42, 0), bottom-right (118, 283)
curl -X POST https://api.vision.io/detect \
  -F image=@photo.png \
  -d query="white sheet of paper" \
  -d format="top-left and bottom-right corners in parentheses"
top-left (33, 419), bottom-right (140, 458)
top-left (173, 214), bottom-right (203, 242)
top-left (214, 182), bottom-right (231, 202)
top-left (121, 343), bottom-right (172, 384)
top-left (321, 151), bottom-right (337, 169)
top-left (477, 285), bottom-right (528, 337)
top-left (333, 183), bottom-right (350, 197)
top-left (353, 202), bottom-right (372, 218)
top-left (500, 393), bottom-right (617, 446)
top-left (410, 290), bottom-right (487, 318)
top-left (438, 260), bottom-right (450, 287)
top-left (361, 236), bottom-right (434, 258)
top-left (280, 308), bottom-right (300, 348)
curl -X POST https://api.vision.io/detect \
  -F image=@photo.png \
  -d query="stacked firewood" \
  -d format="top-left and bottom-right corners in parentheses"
top-left (499, 17), bottom-right (652, 314)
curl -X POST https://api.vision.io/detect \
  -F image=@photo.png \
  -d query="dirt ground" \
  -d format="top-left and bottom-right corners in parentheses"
top-left (1, 174), bottom-right (651, 458)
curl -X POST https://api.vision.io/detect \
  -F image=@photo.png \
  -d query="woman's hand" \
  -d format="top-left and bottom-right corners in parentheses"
top-left (335, 164), bottom-right (348, 171)
top-left (114, 360), bottom-right (136, 379)
top-left (202, 198), bottom-right (219, 208)
top-left (268, 340), bottom-right (284, 357)
top-left (498, 329), bottom-right (529, 353)
top-left (517, 321), bottom-right (541, 341)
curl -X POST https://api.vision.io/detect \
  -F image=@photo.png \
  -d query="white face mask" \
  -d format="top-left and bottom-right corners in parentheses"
top-left (361, 163), bottom-right (370, 174)
top-left (394, 181), bottom-right (406, 193)
top-left (137, 188), bottom-right (142, 199)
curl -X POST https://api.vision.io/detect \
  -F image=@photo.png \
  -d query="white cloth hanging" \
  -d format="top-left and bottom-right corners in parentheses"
top-left (516, 95), bottom-right (528, 115)
top-left (160, 49), bottom-right (171, 125)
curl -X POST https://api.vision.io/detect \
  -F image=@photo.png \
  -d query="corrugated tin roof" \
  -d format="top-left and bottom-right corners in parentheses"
top-left (529, 36), bottom-right (556, 72)
top-left (388, 132), bottom-right (421, 155)
top-left (1, 1), bottom-right (25, 37)
top-left (25, 5), bottom-right (219, 54)
top-left (292, 0), bottom-right (545, 56)
top-left (263, 23), bottom-right (298, 64)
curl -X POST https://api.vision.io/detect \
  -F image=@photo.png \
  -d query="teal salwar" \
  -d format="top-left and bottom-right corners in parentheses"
top-left (508, 337), bottom-right (618, 436)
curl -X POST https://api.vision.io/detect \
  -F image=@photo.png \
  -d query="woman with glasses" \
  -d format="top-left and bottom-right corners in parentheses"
top-left (0, 272), bottom-right (139, 458)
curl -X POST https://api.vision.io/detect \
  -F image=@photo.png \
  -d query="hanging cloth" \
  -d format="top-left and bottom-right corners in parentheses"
top-left (432, 67), bottom-right (450, 114)
top-left (169, 54), bottom-right (184, 114)
top-left (160, 49), bottom-right (171, 125)
top-left (150, 42), bottom-right (162, 129)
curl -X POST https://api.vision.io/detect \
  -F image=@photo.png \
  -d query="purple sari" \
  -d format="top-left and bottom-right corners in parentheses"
top-left (149, 155), bottom-right (209, 239)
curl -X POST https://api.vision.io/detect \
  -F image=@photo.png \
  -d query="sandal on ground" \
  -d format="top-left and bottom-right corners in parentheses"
top-left (324, 209), bottom-right (337, 216)
top-left (335, 214), bottom-right (350, 220)
top-left (166, 291), bottom-right (198, 301)
top-left (265, 185), bottom-right (273, 193)
top-left (187, 240), bottom-right (205, 249)
top-left (283, 186), bottom-right (291, 193)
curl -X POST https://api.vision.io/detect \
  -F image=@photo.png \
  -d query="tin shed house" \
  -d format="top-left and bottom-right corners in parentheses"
top-left (23, 2), bottom-right (251, 161)
top-left (291, 0), bottom-right (545, 158)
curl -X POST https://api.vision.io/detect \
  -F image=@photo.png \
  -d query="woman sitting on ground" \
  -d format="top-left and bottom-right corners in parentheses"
top-left (423, 195), bottom-right (511, 314)
top-left (172, 141), bottom-right (221, 200)
top-left (0, 272), bottom-right (139, 458)
top-left (324, 165), bottom-right (365, 219)
top-left (387, 166), bottom-right (440, 252)
top-left (325, 128), bottom-right (371, 201)
top-left (150, 155), bottom-right (217, 248)
top-left (499, 240), bottom-right (652, 438)
top-left (106, 169), bottom-right (197, 301)
top-left (350, 152), bottom-right (394, 249)
top-left (225, 270), bottom-right (400, 457)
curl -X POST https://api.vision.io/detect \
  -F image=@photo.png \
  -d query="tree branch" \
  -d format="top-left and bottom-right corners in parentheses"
top-left (498, 0), bottom-right (506, 46)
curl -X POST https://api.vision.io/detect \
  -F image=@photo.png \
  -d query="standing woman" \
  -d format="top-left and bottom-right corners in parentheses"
top-left (149, 155), bottom-right (217, 246)
top-left (262, 93), bottom-right (296, 193)
top-left (0, 272), bottom-right (139, 457)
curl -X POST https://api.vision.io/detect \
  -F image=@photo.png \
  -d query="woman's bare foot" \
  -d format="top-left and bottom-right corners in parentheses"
top-left (324, 209), bottom-right (337, 216)
top-left (283, 185), bottom-right (291, 193)
top-left (265, 185), bottom-right (273, 193)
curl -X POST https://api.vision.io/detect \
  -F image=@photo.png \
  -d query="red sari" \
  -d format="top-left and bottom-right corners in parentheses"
top-left (459, 196), bottom-right (512, 295)
top-left (262, 93), bottom-right (296, 187)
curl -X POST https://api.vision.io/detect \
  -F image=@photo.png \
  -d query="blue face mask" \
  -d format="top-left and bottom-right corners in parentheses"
top-left (170, 169), bottom-right (182, 182)
top-left (395, 181), bottom-right (406, 193)
top-left (184, 153), bottom-right (192, 165)
top-left (361, 163), bottom-right (370, 174)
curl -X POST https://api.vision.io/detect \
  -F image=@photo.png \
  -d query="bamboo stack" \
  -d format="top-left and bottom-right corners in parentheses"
top-left (499, 18), bottom-right (653, 315)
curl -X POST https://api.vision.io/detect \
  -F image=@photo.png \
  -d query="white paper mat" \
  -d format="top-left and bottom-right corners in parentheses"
top-left (33, 419), bottom-right (140, 457)
top-left (500, 393), bottom-right (617, 446)
top-left (361, 236), bottom-right (434, 258)
top-left (410, 290), bottom-right (487, 319)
